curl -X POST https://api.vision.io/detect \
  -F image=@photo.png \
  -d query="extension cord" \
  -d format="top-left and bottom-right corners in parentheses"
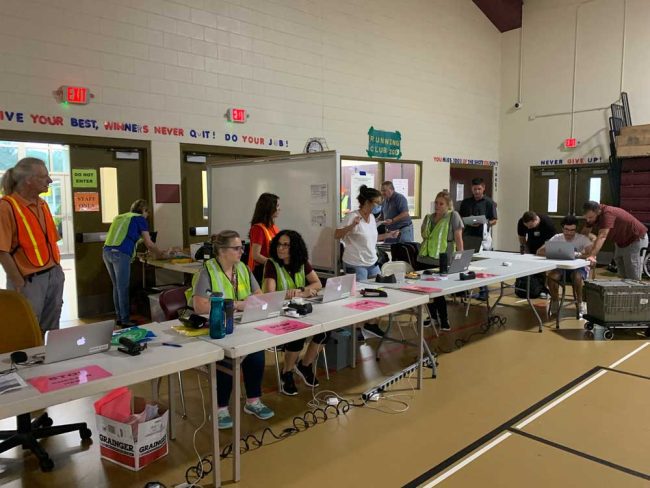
top-left (175, 483), bottom-right (201, 488)
top-left (361, 357), bottom-right (432, 401)
top-left (326, 397), bottom-right (340, 406)
top-left (367, 393), bottom-right (380, 402)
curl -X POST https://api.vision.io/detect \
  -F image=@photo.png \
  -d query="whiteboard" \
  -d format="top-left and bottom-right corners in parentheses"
top-left (207, 151), bottom-right (341, 275)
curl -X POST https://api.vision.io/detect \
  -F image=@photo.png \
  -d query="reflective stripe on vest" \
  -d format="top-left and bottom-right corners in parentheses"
top-left (186, 260), bottom-right (252, 304)
top-left (264, 258), bottom-right (305, 292)
top-left (2, 195), bottom-right (60, 267)
top-left (419, 211), bottom-right (454, 259)
top-left (247, 223), bottom-right (275, 270)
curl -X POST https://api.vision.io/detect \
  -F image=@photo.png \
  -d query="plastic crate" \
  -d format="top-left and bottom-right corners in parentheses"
top-left (583, 280), bottom-right (650, 323)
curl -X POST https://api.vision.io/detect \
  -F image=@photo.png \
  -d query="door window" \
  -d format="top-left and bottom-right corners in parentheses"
top-left (589, 177), bottom-right (601, 203)
top-left (100, 167), bottom-right (119, 223)
top-left (547, 178), bottom-right (559, 213)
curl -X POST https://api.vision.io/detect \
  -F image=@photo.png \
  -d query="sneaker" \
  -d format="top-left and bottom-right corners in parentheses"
top-left (217, 408), bottom-right (233, 430)
top-left (548, 299), bottom-right (559, 316)
top-left (294, 360), bottom-right (320, 388)
top-left (440, 322), bottom-right (451, 331)
top-left (539, 292), bottom-right (549, 299)
top-left (578, 302), bottom-right (587, 317)
top-left (363, 323), bottom-right (385, 337)
top-left (280, 371), bottom-right (298, 396)
top-left (243, 399), bottom-right (274, 420)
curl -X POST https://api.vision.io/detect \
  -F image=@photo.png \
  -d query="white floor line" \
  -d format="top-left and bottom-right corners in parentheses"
top-left (420, 341), bottom-right (650, 487)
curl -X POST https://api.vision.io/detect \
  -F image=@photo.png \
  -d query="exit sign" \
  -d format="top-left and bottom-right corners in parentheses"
top-left (564, 138), bottom-right (577, 148)
top-left (226, 108), bottom-right (248, 123)
top-left (55, 85), bottom-right (93, 105)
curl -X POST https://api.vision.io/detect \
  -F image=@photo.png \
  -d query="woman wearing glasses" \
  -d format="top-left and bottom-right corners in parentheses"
top-left (263, 230), bottom-right (325, 395)
top-left (192, 230), bottom-right (273, 429)
top-left (247, 193), bottom-right (280, 282)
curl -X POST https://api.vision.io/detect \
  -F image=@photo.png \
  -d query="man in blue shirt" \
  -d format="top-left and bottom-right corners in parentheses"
top-left (380, 181), bottom-right (413, 243)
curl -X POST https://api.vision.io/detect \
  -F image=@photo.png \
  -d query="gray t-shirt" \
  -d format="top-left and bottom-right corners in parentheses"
top-left (382, 192), bottom-right (412, 231)
top-left (192, 265), bottom-right (260, 299)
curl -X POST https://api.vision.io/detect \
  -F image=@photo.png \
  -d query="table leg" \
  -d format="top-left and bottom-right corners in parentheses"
top-left (417, 304), bottom-right (424, 388)
top-left (209, 363), bottom-right (221, 487)
top-left (527, 275), bottom-right (544, 332)
top-left (168, 374), bottom-right (177, 441)
top-left (351, 324), bottom-right (357, 368)
top-left (557, 273), bottom-right (567, 329)
top-left (232, 358), bottom-right (242, 482)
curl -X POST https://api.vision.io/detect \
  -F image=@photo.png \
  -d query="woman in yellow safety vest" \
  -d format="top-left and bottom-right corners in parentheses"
top-left (247, 192), bottom-right (280, 282)
top-left (103, 199), bottom-right (167, 327)
top-left (191, 230), bottom-right (273, 429)
top-left (263, 230), bottom-right (325, 396)
top-left (418, 191), bottom-right (464, 331)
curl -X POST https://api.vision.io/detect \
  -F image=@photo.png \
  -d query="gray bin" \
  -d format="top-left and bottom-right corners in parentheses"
top-left (323, 329), bottom-right (352, 371)
top-left (583, 279), bottom-right (650, 322)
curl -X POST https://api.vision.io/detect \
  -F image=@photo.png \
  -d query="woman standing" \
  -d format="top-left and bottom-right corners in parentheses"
top-left (248, 193), bottom-right (280, 282)
top-left (192, 230), bottom-right (274, 429)
top-left (418, 191), bottom-right (464, 331)
top-left (263, 230), bottom-right (326, 395)
top-left (103, 199), bottom-right (167, 327)
top-left (336, 185), bottom-right (398, 337)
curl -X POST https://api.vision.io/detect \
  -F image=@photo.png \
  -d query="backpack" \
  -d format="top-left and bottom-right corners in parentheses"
top-left (514, 273), bottom-right (547, 299)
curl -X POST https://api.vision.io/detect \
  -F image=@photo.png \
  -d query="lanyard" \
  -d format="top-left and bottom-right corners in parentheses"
top-left (216, 259), bottom-right (239, 300)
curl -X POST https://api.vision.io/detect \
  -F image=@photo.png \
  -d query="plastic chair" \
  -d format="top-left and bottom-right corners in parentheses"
top-left (0, 290), bottom-right (92, 472)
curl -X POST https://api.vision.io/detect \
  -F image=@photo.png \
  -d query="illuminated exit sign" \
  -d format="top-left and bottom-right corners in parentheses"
top-left (54, 85), bottom-right (93, 105)
top-left (564, 138), bottom-right (577, 148)
top-left (226, 108), bottom-right (248, 123)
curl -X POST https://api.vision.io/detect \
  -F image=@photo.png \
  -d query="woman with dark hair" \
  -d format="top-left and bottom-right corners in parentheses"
top-left (248, 192), bottom-right (280, 282)
top-left (192, 230), bottom-right (273, 429)
top-left (103, 199), bottom-right (168, 327)
top-left (263, 230), bottom-right (325, 395)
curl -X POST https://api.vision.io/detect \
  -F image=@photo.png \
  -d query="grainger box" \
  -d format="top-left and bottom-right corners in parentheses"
top-left (584, 280), bottom-right (650, 322)
top-left (96, 397), bottom-right (168, 471)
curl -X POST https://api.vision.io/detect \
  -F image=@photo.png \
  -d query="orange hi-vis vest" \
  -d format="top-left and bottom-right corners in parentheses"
top-left (2, 195), bottom-right (60, 268)
top-left (247, 223), bottom-right (274, 271)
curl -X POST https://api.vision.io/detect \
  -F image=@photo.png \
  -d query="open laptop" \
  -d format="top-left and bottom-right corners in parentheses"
top-left (308, 273), bottom-right (355, 304)
top-left (447, 250), bottom-right (475, 274)
top-left (236, 291), bottom-right (286, 323)
top-left (545, 241), bottom-right (576, 260)
top-left (462, 215), bottom-right (487, 226)
top-left (43, 320), bottom-right (115, 364)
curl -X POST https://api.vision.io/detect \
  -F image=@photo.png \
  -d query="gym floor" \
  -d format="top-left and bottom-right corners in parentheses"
top-left (1, 272), bottom-right (649, 488)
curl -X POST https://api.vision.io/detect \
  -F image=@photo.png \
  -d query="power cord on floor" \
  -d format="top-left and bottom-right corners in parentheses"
top-left (454, 315), bottom-right (507, 349)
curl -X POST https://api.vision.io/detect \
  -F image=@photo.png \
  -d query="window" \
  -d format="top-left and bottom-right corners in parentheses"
top-left (340, 156), bottom-right (422, 219)
top-left (0, 142), bottom-right (19, 171)
top-left (589, 177), bottom-right (601, 203)
top-left (100, 167), bottom-right (119, 223)
top-left (201, 170), bottom-right (208, 220)
top-left (547, 178), bottom-right (559, 213)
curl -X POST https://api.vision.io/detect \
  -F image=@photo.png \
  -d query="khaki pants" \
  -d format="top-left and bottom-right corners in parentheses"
top-left (614, 234), bottom-right (648, 280)
top-left (8, 264), bottom-right (65, 332)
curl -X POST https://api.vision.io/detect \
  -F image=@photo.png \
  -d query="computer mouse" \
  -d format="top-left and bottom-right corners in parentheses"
top-left (502, 261), bottom-right (512, 267)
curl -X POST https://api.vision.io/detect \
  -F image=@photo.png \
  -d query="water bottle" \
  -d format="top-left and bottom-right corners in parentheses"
top-left (224, 299), bottom-right (235, 335)
top-left (208, 292), bottom-right (225, 339)
top-left (439, 252), bottom-right (449, 275)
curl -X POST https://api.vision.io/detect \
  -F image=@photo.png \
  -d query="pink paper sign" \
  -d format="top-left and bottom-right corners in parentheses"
top-left (344, 300), bottom-right (388, 311)
top-left (422, 277), bottom-right (441, 281)
top-left (400, 285), bottom-right (442, 294)
top-left (28, 365), bottom-right (112, 393)
top-left (475, 273), bottom-right (497, 278)
top-left (256, 320), bottom-right (311, 335)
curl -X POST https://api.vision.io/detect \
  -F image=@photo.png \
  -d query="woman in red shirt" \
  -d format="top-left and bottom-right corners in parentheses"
top-left (248, 192), bottom-right (280, 282)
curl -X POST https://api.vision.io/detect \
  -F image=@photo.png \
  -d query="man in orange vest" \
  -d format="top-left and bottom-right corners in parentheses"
top-left (0, 157), bottom-right (65, 332)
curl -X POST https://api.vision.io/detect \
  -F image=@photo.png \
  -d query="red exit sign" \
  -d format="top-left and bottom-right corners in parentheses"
top-left (227, 108), bottom-right (247, 123)
top-left (56, 85), bottom-right (92, 105)
top-left (564, 138), bottom-right (577, 148)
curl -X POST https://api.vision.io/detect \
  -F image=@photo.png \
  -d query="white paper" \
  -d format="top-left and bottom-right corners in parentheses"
top-left (0, 372), bottom-right (29, 395)
top-left (350, 173), bottom-right (375, 210)
top-left (311, 209), bottom-right (326, 227)
top-left (456, 183), bottom-right (464, 203)
top-left (310, 183), bottom-right (328, 204)
top-left (393, 178), bottom-right (408, 197)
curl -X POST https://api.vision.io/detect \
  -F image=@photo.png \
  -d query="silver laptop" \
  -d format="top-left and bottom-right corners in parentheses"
top-left (462, 215), bottom-right (487, 226)
top-left (545, 241), bottom-right (576, 260)
top-left (43, 320), bottom-right (115, 364)
top-left (236, 291), bottom-right (286, 324)
top-left (308, 274), bottom-right (355, 304)
top-left (447, 250), bottom-right (475, 274)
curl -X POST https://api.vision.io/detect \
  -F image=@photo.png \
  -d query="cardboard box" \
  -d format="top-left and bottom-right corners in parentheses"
top-left (96, 397), bottom-right (168, 471)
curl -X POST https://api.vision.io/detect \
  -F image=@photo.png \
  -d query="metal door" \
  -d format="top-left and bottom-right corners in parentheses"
top-left (573, 164), bottom-right (613, 210)
top-left (529, 167), bottom-right (572, 228)
top-left (181, 155), bottom-right (209, 247)
top-left (70, 147), bottom-right (148, 317)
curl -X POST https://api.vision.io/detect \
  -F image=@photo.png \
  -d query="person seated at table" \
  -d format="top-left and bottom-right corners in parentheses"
top-left (192, 230), bottom-right (274, 429)
top-left (263, 230), bottom-right (328, 395)
top-left (536, 215), bottom-right (593, 317)
top-left (417, 190), bottom-right (464, 331)
top-left (336, 185), bottom-right (399, 338)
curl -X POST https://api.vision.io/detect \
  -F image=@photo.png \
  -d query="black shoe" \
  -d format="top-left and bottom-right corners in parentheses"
top-left (363, 323), bottom-right (385, 337)
top-left (440, 322), bottom-right (451, 331)
top-left (295, 360), bottom-right (319, 388)
top-left (280, 371), bottom-right (298, 396)
top-left (357, 329), bottom-right (366, 342)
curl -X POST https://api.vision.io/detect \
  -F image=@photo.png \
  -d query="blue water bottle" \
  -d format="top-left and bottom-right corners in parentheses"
top-left (224, 299), bottom-right (235, 335)
top-left (208, 292), bottom-right (225, 339)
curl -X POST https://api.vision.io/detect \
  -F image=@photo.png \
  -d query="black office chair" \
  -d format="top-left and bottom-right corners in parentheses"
top-left (0, 291), bottom-right (92, 472)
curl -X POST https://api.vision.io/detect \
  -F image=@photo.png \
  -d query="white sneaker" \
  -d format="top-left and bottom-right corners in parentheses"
top-left (539, 292), bottom-right (549, 299)
top-left (578, 302), bottom-right (587, 317)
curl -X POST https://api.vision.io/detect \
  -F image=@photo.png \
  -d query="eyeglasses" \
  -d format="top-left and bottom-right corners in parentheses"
top-left (277, 243), bottom-right (291, 248)
top-left (222, 246), bottom-right (244, 252)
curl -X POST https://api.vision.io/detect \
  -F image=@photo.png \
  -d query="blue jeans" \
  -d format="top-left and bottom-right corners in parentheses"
top-left (345, 263), bottom-right (380, 281)
top-left (103, 248), bottom-right (132, 323)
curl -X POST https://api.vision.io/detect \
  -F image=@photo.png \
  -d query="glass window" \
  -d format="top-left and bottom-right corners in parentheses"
top-left (342, 160), bottom-right (380, 213)
top-left (25, 146), bottom-right (49, 168)
top-left (201, 170), bottom-right (208, 220)
top-left (589, 177), bottom-right (601, 203)
top-left (50, 145), bottom-right (70, 174)
top-left (385, 161), bottom-right (421, 217)
top-left (0, 142), bottom-right (19, 172)
top-left (547, 178), bottom-right (559, 213)
top-left (100, 167), bottom-right (119, 224)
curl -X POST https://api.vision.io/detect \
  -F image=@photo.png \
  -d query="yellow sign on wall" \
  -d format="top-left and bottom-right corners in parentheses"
top-left (72, 169), bottom-right (97, 188)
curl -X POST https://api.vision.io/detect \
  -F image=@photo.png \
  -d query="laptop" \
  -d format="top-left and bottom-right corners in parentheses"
top-left (236, 291), bottom-right (286, 323)
top-left (43, 320), bottom-right (115, 364)
top-left (545, 241), bottom-right (576, 260)
top-left (447, 250), bottom-right (475, 274)
top-left (462, 215), bottom-right (487, 226)
top-left (308, 273), bottom-right (355, 304)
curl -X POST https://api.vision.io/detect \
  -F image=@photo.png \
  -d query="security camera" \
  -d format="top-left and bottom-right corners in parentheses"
top-left (514, 101), bottom-right (522, 109)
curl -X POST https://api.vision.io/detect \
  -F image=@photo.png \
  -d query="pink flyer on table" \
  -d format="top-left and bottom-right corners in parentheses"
top-left (256, 320), bottom-right (311, 335)
top-left (400, 285), bottom-right (442, 294)
top-left (344, 300), bottom-right (388, 311)
top-left (475, 272), bottom-right (497, 278)
top-left (28, 365), bottom-right (112, 393)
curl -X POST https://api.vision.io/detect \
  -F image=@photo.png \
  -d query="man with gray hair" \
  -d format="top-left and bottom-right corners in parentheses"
top-left (380, 180), bottom-right (413, 243)
top-left (0, 158), bottom-right (65, 332)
